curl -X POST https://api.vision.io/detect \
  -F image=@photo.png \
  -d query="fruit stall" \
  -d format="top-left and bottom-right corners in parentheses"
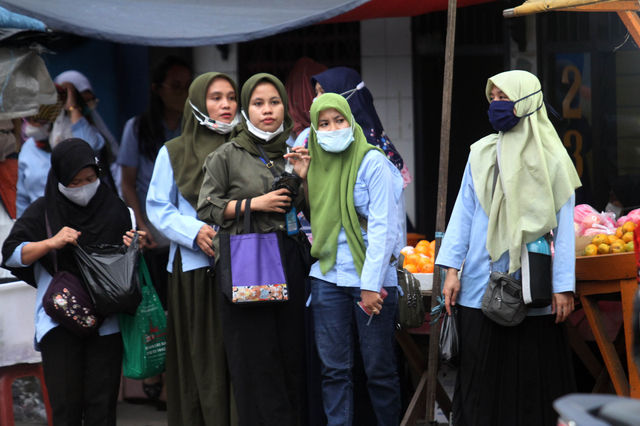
top-left (573, 205), bottom-right (640, 398)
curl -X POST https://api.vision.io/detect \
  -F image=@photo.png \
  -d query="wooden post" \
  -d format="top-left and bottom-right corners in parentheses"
top-left (425, 0), bottom-right (457, 422)
top-left (617, 10), bottom-right (640, 48)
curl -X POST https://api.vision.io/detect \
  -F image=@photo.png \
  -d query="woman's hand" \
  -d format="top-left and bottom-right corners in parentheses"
top-left (195, 224), bottom-right (216, 257)
top-left (123, 229), bottom-right (146, 248)
top-left (442, 268), bottom-right (460, 316)
top-left (284, 146), bottom-right (311, 179)
top-left (138, 222), bottom-right (157, 249)
top-left (252, 188), bottom-right (292, 214)
top-left (361, 290), bottom-right (384, 315)
top-left (48, 226), bottom-right (81, 250)
top-left (552, 292), bottom-right (575, 323)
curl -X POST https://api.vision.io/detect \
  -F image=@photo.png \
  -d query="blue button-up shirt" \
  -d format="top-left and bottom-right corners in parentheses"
top-left (17, 118), bottom-right (106, 217)
top-left (435, 160), bottom-right (576, 315)
top-left (146, 146), bottom-right (211, 273)
top-left (5, 243), bottom-right (119, 348)
top-left (309, 150), bottom-right (404, 292)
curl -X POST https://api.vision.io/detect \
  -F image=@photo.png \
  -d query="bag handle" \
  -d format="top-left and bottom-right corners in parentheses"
top-left (234, 198), bottom-right (254, 234)
top-left (138, 255), bottom-right (153, 289)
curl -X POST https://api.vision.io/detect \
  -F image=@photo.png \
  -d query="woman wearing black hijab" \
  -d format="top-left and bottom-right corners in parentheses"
top-left (2, 138), bottom-right (137, 426)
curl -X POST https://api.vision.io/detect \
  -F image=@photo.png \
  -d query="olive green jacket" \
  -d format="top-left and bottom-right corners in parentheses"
top-left (197, 140), bottom-right (305, 257)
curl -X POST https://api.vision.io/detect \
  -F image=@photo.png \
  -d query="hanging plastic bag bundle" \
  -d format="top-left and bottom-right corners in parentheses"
top-left (119, 256), bottom-right (167, 379)
top-left (73, 233), bottom-right (141, 316)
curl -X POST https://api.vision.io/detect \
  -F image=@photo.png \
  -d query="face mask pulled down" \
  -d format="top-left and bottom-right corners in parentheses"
top-left (58, 179), bottom-right (100, 207)
top-left (487, 89), bottom-right (542, 132)
top-left (189, 100), bottom-right (239, 134)
top-left (241, 110), bottom-right (284, 142)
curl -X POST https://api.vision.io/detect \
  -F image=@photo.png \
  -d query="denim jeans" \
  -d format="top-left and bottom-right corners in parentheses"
top-left (311, 278), bottom-right (401, 426)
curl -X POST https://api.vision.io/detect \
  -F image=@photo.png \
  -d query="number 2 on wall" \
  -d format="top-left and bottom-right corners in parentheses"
top-left (562, 65), bottom-right (582, 119)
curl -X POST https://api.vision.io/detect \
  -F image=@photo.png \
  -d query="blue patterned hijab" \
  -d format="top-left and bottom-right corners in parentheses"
top-left (312, 67), bottom-right (405, 171)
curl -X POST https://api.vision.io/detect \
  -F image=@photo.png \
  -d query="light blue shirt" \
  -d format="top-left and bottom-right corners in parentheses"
top-left (16, 118), bottom-right (106, 217)
top-left (117, 117), bottom-right (181, 212)
top-left (6, 243), bottom-right (119, 349)
top-left (309, 150), bottom-right (404, 292)
top-left (435, 160), bottom-right (576, 315)
top-left (146, 146), bottom-right (210, 273)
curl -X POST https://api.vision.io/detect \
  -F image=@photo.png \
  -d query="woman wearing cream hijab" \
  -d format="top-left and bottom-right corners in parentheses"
top-left (435, 70), bottom-right (581, 425)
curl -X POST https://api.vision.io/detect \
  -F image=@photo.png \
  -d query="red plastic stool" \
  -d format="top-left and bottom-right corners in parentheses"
top-left (0, 363), bottom-right (53, 426)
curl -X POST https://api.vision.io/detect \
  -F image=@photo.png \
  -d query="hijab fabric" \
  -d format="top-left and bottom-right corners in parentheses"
top-left (2, 138), bottom-right (130, 285)
top-left (312, 67), bottom-right (406, 172)
top-left (231, 73), bottom-right (293, 159)
top-left (166, 72), bottom-right (238, 209)
top-left (469, 70), bottom-right (581, 273)
top-left (285, 57), bottom-right (327, 138)
top-left (307, 93), bottom-right (380, 275)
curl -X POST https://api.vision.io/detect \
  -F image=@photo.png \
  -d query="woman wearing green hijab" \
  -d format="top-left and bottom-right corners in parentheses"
top-left (286, 93), bottom-right (404, 426)
top-left (435, 70), bottom-right (581, 425)
top-left (197, 73), bottom-right (310, 426)
top-left (146, 72), bottom-right (239, 426)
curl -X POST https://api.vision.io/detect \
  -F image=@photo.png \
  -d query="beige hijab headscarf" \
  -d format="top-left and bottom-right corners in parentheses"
top-left (469, 70), bottom-right (581, 273)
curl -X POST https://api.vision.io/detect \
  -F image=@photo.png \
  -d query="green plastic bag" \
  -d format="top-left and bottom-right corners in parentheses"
top-left (119, 257), bottom-right (167, 379)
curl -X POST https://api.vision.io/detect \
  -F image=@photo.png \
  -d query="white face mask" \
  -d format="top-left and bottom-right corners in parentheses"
top-left (241, 110), bottom-right (284, 142)
top-left (313, 124), bottom-right (354, 153)
top-left (58, 178), bottom-right (100, 206)
top-left (340, 81), bottom-right (366, 101)
top-left (189, 100), bottom-right (239, 135)
top-left (23, 123), bottom-right (50, 142)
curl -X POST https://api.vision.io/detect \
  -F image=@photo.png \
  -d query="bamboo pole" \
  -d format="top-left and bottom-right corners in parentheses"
top-left (425, 0), bottom-right (457, 422)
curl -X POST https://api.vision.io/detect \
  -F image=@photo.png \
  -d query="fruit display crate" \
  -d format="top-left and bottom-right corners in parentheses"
top-left (575, 252), bottom-right (636, 281)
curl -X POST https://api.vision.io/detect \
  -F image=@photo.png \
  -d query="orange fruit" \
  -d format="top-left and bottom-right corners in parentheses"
top-left (591, 234), bottom-right (607, 246)
top-left (400, 246), bottom-right (414, 256)
top-left (415, 240), bottom-right (429, 250)
top-left (616, 227), bottom-right (624, 239)
top-left (429, 240), bottom-right (436, 251)
top-left (403, 253), bottom-right (420, 268)
top-left (624, 241), bottom-right (635, 252)
top-left (414, 244), bottom-right (430, 257)
top-left (404, 264), bottom-right (418, 273)
top-left (423, 262), bottom-right (434, 273)
top-left (597, 243), bottom-right (610, 254)
top-left (622, 231), bottom-right (634, 243)
top-left (623, 221), bottom-right (637, 233)
top-left (416, 256), bottom-right (430, 272)
top-left (606, 235), bottom-right (620, 245)
top-left (583, 244), bottom-right (598, 256)
top-left (610, 241), bottom-right (624, 253)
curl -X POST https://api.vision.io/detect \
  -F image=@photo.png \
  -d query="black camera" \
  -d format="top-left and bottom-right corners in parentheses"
top-left (272, 171), bottom-right (302, 199)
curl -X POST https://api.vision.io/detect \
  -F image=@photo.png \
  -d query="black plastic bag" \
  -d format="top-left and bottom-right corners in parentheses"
top-left (74, 234), bottom-right (141, 316)
top-left (439, 308), bottom-right (459, 367)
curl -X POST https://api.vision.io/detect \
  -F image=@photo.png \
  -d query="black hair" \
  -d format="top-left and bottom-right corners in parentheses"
top-left (136, 55), bottom-right (192, 160)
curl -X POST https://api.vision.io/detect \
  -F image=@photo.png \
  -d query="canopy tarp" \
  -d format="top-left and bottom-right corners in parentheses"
top-left (327, 0), bottom-right (493, 22)
top-left (503, 0), bottom-right (640, 48)
top-left (0, 6), bottom-right (45, 31)
top-left (0, 0), bottom-right (371, 47)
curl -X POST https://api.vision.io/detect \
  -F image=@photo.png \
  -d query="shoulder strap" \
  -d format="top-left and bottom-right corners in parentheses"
top-left (253, 143), bottom-right (279, 179)
top-left (44, 212), bottom-right (58, 273)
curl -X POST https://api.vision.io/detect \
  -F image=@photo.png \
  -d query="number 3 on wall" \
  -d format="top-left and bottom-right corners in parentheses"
top-left (562, 65), bottom-right (582, 119)
top-left (563, 130), bottom-right (583, 177)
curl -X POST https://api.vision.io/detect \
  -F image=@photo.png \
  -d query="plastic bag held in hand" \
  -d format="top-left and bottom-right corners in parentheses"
top-left (439, 308), bottom-right (459, 367)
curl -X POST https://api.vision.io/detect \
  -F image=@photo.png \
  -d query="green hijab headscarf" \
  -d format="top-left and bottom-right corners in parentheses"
top-left (230, 73), bottom-right (292, 159)
top-left (307, 93), bottom-right (381, 275)
top-left (165, 72), bottom-right (238, 209)
top-left (469, 70), bottom-right (581, 273)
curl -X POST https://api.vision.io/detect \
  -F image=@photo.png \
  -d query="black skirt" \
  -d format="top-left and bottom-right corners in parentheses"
top-left (453, 306), bottom-right (576, 426)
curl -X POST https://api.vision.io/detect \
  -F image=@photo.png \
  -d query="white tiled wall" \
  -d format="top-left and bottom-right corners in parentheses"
top-left (193, 44), bottom-right (239, 84)
top-left (361, 18), bottom-right (416, 225)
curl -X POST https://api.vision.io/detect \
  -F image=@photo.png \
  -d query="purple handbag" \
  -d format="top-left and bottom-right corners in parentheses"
top-left (42, 213), bottom-right (102, 337)
top-left (217, 198), bottom-right (288, 304)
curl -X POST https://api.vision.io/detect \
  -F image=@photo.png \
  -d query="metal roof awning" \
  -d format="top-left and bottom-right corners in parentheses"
top-left (503, 0), bottom-right (640, 47)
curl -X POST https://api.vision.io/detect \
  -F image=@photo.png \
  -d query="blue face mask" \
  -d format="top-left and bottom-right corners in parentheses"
top-left (313, 126), bottom-right (354, 153)
top-left (487, 89), bottom-right (543, 132)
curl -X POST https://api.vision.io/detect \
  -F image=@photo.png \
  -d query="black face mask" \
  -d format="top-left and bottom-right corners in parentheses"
top-left (487, 89), bottom-right (542, 132)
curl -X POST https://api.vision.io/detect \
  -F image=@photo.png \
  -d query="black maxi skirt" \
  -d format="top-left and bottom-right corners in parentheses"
top-left (453, 306), bottom-right (576, 426)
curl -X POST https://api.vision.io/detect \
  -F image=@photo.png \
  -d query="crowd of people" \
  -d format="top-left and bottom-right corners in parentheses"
top-left (0, 57), bottom-right (581, 426)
